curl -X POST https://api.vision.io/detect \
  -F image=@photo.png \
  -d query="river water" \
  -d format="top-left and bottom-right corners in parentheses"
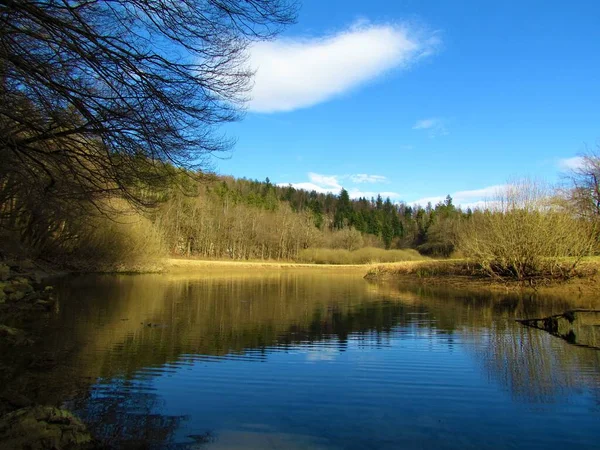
top-left (5, 270), bottom-right (600, 449)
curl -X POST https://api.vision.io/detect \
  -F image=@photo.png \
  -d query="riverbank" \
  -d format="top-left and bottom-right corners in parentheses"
top-left (23, 256), bottom-right (384, 275)
top-left (364, 259), bottom-right (600, 295)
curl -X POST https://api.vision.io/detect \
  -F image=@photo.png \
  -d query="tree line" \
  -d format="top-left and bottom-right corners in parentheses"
top-left (154, 175), bottom-right (471, 260)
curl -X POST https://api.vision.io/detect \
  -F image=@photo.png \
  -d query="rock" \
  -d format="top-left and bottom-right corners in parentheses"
top-left (518, 309), bottom-right (600, 349)
top-left (0, 405), bottom-right (93, 450)
top-left (7, 291), bottom-right (25, 302)
top-left (4, 279), bottom-right (33, 296)
top-left (0, 325), bottom-right (21, 337)
top-left (0, 326), bottom-right (33, 345)
top-left (0, 290), bottom-right (5, 304)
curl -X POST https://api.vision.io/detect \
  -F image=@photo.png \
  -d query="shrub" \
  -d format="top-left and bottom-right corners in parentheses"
top-left (458, 180), bottom-right (596, 280)
top-left (55, 200), bottom-right (166, 269)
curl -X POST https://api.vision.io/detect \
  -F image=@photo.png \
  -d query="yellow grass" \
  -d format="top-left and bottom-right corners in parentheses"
top-left (367, 256), bottom-right (600, 280)
top-left (165, 257), bottom-right (372, 272)
top-left (296, 247), bottom-right (427, 265)
top-left (365, 259), bottom-right (471, 279)
top-left (364, 257), bottom-right (600, 296)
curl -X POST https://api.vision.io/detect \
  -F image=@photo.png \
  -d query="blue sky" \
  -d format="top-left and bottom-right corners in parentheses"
top-left (216, 0), bottom-right (600, 208)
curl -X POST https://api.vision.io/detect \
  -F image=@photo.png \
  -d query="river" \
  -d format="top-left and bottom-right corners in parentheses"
top-left (3, 270), bottom-right (600, 449)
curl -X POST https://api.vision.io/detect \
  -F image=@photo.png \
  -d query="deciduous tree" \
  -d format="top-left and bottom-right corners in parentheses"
top-left (0, 0), bottom-right (296, 250)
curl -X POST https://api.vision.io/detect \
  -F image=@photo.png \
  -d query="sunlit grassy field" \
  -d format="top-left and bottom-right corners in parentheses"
top-left (296, 247), bottom-right (428, 265)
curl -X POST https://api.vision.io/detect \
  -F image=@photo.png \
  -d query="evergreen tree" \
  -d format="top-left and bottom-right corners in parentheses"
top-left (334, 188), bottom-right (353, 229)
top-left (382, 221), bottom-right (394, 249)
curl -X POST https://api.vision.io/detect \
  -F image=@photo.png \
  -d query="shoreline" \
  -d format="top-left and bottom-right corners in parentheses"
top-left (72, 257), bottom-right (600, 298)
top-left (165, 257), bottom-right (374, 272)
top-left (25, 256), bottom-right (600, 295)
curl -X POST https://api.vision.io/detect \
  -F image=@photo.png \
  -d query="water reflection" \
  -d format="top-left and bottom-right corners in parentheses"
top-left (69, 378), bottom-right (188, 450)
top-left (2, 271), bottom-right (599, 449)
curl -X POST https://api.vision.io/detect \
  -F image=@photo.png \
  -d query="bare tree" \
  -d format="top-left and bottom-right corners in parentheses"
top-left (0, 0), bottom-right (296, 199)
top-left (562, 148), bottom-right (600, 220)
top-left (0, 0), bottom-right (296, 250)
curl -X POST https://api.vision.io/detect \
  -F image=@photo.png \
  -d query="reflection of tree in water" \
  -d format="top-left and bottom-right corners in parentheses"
top-left (280, 300), bottom-right (427, 351)
top-left (377, 283), bottom-right (600, 404)
top-left (37, 273), bottom-right (600, 447)
top-left (69, 378), bottom-right (209, 449)
top-left (48, 273), bottom-right (431, 448)
top-left (51, 273), bottom-right (431, 380)
top-left (478, 322), bottom-right (600, 404)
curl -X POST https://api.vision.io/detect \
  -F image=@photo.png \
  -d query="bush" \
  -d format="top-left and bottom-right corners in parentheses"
top-left (458, 180), bottom-right (596, 280)
top-left (77, 215), bottom-right (165, 266)
top-left (48, 200), bottom-right (167, 269)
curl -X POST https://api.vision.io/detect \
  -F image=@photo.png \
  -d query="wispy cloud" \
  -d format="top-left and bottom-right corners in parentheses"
top-left (348, 189), bottom-right (401, 200)
top-left (349, 174), bottom-right (387, 183)
top-left (248, 23), bottom-right (440, 113)
top-left (558, 156), bottom-right (585, 171)
top-left (410, 185), bottom-right (506, 209)
top-left (281, 172), bottom-right (342, 194)
top-left (412, 117), bottom-right (447, 137)
top-left (308, 172), bottom-right (341, 189)
top-left (412, 118), bottom-right (437, 130)
top-left (278, 172), bottom-right (399, 199)
top-left (282, 182), bottom-right (334, 194)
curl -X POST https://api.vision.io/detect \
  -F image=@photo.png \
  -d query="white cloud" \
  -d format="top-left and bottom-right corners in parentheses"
top-left (558, 156), bottom-right (585, 171)
top-left (348, 189), bottom-right (401, 200)
top-left (278, 182), bottom-right (334, 195)
top-left (412, 118), bottom-right (437, 130)
top-left (281, 175), bottom-right (504, 208)
top-left (410, 185), bottom-right (506, 209)
top-left (349, 174), bottom-right (387, 183)
top-left (412, 117), bottom-right (447, 137)
top-left (278, 172), bottom-right (400, 199)
top-left (308, 172), bottom-right (341, 189)
top-left (278, 172), bottom-right (341, 195)
top-left (248, 23), bottom-right (439, 113)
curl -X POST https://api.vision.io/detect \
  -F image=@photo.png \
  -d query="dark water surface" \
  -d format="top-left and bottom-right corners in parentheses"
top-left (9, 271), bottom-right (600, 449)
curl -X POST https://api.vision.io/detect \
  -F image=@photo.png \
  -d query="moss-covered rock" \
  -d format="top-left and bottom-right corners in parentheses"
top-left (0, 406), bottom-right (93, 450)
top-left (2, 278), bottom-right (34, 303)
top-left (5, 278), bottom-right (33, 293)
top-left (7, 291), bottom-right (25, 302)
